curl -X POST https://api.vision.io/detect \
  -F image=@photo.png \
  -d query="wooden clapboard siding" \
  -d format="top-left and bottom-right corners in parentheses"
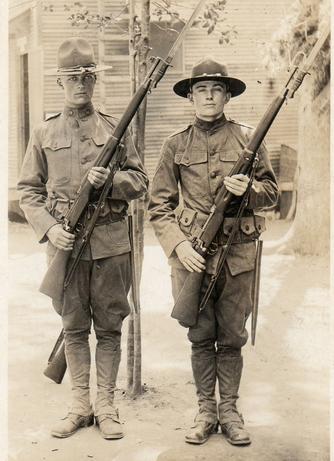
top-left (140, 0), bottom-right (300, 181)
top-left (42, 1), bottom-right (101, 114)
top-left (9, 0), bottom-right (300, 199)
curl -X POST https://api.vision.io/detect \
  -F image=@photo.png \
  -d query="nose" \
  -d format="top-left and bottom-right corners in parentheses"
top-left (206, 89), bottom-right (214, 99)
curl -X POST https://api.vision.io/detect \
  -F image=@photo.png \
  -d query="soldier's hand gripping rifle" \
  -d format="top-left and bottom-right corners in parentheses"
top-left (41, 0), bottom-right (207, 384)
top-left (171, 24), bottom-right (330, 329)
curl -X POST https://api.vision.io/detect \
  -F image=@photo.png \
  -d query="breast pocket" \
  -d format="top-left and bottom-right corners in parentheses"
top-left (175, 150), bottom-right (209, 198)
top-left (43, 139), bottom-right (72, 185)
top-left (218, 150), bottom-right (239, 177)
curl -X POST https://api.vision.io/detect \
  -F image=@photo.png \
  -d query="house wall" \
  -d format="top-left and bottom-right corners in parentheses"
top-left (9, 2), bottom-right (44, 200)
top-left (9, 0), bottom-right (300, 200)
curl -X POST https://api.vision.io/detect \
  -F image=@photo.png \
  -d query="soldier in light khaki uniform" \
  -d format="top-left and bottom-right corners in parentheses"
top-left (18, 38), bottom-right (148, 439)
top-left (149, 58), bottom-right (279, 446)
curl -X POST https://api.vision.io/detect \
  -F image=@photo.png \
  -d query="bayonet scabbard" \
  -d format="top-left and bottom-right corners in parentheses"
top-left (251, 239), bottom-right (263, 346)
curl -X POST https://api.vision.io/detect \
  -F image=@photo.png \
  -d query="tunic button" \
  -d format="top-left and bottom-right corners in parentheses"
top-left (68, 110), bottom-right (73, 116)
top-left (210, 171), bottom-right (217, 178)
top-left (85, 109), bottom-right (90, 115)
top-left (80, 136), bottom-right (86, 142)
top-left (81, 158), bottom-right (87, 164)
top-left (209, 151), bottom-right (215, 156)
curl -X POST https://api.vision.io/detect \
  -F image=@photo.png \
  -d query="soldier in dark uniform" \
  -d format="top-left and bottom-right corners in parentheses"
top-left (18, 38), bottom-right (148, 439)
top-left (149, 58), bottom-right (279, 446)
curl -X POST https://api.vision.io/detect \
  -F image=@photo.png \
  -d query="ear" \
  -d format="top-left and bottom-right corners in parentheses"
top-left (225, 92), bottom-right (231, 104)
top-left (187, 92), bottom-right (194, 103)
top-left (57, 77), bottom-right (64, 89)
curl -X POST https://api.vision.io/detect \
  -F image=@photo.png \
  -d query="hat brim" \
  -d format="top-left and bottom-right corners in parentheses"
top-left (173, 75), bottom-right (246, 98)
top-left (45, 64), bottom-right (113, 76)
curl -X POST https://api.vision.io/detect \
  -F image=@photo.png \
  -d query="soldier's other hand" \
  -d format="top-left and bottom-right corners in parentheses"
top-left (88, 166), bottom-right (110, 189)
top-left (175, 240), bottom-right (206, 273)
top-left (224, 174), bottom-right (250, 196)
top-left (46, 224), bottom-right (75, 251)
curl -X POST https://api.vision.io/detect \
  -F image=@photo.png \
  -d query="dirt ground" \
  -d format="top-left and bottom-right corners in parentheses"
top-left (7, 219), bottom-right (331, 461)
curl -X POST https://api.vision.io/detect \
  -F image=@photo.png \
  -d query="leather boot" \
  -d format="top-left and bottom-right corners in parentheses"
top-left (217, 348), bottom-right (251, 446)
top-left (51, 332), bottom-right (93, 438)
top-left (95, 409), bottom-right (124, 439)
top-left (185, 341), bottom-right (218, 444)
top-left (64, 331), bottom-right (92, 415)
top-left (95, 336), bottom-right (124, 439)
top-left (185, 421), bottom-right (218, 444)
top-left (51, 413), bottom-right (94, 438)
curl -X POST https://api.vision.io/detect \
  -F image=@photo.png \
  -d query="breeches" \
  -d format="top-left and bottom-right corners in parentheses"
top-left (171, 263), bottom-right (254, 349)
top-left (52, 253), bottom-right (131, 339)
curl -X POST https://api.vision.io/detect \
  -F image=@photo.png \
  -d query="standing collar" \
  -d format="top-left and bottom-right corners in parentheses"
top-left (63, 102), bottom-right (95, 119)
top-left (194, 113), bottom-right (228, 132)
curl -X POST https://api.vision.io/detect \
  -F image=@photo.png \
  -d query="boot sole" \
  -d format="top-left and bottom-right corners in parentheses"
top-left (185, 423), bottom-right (218, 445)
top-left (101, 432), bottom-right (125, 440)
top-left (51, 417), bottom-right (94, 438)
top-left (95, 418), bottom-right (124, 440)
top-left (223, 434), bottom-right (251, 446)
top-left (185, 436), bottom-right (209, 445)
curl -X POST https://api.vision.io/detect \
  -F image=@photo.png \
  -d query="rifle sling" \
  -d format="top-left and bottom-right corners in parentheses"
top-left (64, 166), bottom-right (119, 289)
top-left (199, 155), bottom-right (259, 312)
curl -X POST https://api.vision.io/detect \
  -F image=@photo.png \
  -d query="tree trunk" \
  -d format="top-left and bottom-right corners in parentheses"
top-left (127, 0), bottom-right (150, 397)
top-left (275, 0), bottom-right (330, 257)
top-left (279, 78), bottom-right (330, 257)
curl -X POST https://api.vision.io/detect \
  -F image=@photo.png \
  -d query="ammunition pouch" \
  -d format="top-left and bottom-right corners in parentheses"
top-left (47, 194), bottom-right (128, 226)
top-left (217, 215), bottom-right (266, 244)
top-left (177, 207), bottom-right (266, 245)
top-left (177, 208), bottom-right (198, 237)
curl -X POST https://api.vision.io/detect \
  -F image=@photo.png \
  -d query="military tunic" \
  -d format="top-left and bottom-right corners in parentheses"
top-left (18, 102), bottom-right (148, 335)
top-left (18, 103), bottom-right (148, 260)
top-left (149, 114), bottom-right (279, 348)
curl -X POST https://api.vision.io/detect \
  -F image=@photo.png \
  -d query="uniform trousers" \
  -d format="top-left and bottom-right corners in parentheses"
top-left (171, 260), bottom-right (254, 424)
top-left (50, 252), bottom-right (131, 416)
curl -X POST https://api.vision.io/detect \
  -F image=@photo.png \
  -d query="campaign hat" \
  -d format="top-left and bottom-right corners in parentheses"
top-left (173, 57), bottom-right (246, 98)
top-left (45, 37), bottom-right (112, 76)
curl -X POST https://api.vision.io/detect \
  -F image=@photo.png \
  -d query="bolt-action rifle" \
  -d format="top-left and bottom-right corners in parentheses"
top-left (171, 24), bottom-right (330, 330)
top-left (42, 0), bottom-right (207, 384)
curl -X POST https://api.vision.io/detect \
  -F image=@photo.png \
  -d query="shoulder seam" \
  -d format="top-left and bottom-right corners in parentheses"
top-left (228, 118), bottom-right (254, 130)
top-left (97, 110), bottom-right (118, 121)
top-left (44, 112), bottom-right (61, 121)
top-left (168, 124), bottom-right (192, 138)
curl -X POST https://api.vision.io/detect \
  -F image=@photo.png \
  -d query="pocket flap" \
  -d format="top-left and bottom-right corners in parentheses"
top-left (219, 150), bottom-right (239, 161)
top-left (175, 150), bottom-right (207, 166)
top-left (254, 215), bottom-right (266, 233)
top-left (92, 133), bottom-right (109, 146)
top-left (178, 208), bottom-right (197, 228)
top-left (42, 138), bottom-right (71, 151)
top-left (240, 217), bottom-right (256, 235)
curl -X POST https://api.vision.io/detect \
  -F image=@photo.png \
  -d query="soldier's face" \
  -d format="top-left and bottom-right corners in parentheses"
top-left (189, 80), bottom-right (230, 121)
top-left (61, 73), bottom-right (96, 107)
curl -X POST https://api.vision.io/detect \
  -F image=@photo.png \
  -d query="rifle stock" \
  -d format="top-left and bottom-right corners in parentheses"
top-left (171, 271), bottom-right (204, 327)
top-left (40, 250), bottom-right (71, 302)
top-left (43, 340), bottom-right (67, 384)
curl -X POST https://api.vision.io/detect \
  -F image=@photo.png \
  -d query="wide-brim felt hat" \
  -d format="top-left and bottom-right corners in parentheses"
top-left (173, 58), bottom-right (246, 98)
top-left (45, 37), bottom-right (112, 76)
